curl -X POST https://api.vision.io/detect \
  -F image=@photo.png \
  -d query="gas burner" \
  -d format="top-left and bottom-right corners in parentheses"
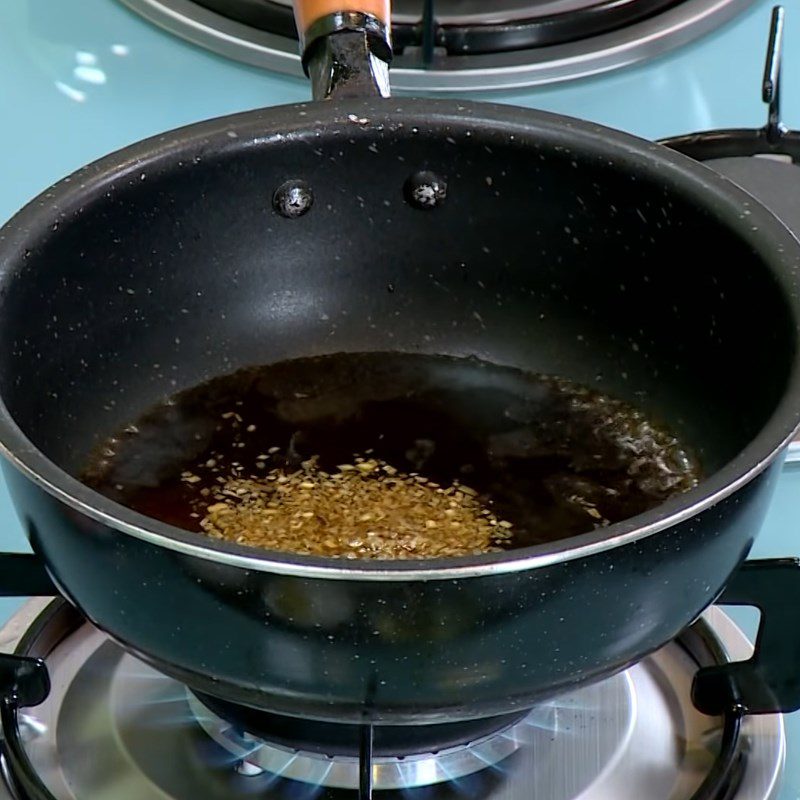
top-left (191, 694), bottom-right (529, 758)
top-left (187, 694), bottom-right (528, 789)
top-left (117, 0), bottom-right (752, 90)
top-left (0, 598), bottom-right (784, 800)
top-left (189, 693), bottom-right (523, 789)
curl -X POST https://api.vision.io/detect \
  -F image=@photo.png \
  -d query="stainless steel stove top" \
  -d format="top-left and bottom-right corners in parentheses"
top-left (0, 599), bottom-right (784, 800)
top-left (118, 0), bottom-right (753, 90)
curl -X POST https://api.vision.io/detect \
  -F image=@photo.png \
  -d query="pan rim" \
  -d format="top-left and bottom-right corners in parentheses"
top-left (1, 97), bottom-right (799, 581)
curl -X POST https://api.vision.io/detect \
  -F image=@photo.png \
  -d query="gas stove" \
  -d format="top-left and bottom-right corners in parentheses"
top-left (2, 0), bottom-right (800, 798)
top-left (0, 598), bottom-right (786, 800)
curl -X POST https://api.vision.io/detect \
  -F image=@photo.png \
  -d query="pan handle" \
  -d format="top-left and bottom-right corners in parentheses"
top-left (0, 553), bottom-right (57, 597)
top-left (293, 0), bottom-right (390, 34)
top-left (292, 0), bottom-right (393, 101)
top-left (693, 558), bottom-right (800, 715)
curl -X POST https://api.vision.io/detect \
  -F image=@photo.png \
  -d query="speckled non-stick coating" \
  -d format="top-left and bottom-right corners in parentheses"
top-left (0, 98), bottom-right (798, 723)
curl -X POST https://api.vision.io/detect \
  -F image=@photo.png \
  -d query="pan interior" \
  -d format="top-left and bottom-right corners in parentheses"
top-left (0, 110), bottom-right (794, 517)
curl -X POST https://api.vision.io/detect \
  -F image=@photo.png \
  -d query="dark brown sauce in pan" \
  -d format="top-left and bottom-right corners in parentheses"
top-left (82, 352), bottom-right (700, 554)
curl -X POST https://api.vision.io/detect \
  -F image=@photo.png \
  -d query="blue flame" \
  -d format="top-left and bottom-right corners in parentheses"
top-left (111, 656), bottom-right (593, 797)
top-left (277, 775), bottom-right (328, 800)
top-left (132, 693), bottom-right (206, 729)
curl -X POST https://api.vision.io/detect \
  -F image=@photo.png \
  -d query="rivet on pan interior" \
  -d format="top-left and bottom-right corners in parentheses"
top-left (273, 180), bottom-right (314, 219)
top-left (404, 171), bottom-right (447, 210)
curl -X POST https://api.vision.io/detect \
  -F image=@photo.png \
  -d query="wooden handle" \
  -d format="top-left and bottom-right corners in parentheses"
top-left (293, 0), bottom-right (390, 34)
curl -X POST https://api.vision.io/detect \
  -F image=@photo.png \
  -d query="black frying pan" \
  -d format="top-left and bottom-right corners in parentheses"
top-left (0, 1), bottom-right (797, 730)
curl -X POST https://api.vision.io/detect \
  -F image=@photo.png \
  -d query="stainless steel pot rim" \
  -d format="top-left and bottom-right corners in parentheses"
top-left (1, 98), bottom-right (799, 581)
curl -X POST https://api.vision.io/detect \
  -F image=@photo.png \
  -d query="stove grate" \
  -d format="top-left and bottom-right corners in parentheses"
top-left (663, 5), bottom-right (800, 161)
